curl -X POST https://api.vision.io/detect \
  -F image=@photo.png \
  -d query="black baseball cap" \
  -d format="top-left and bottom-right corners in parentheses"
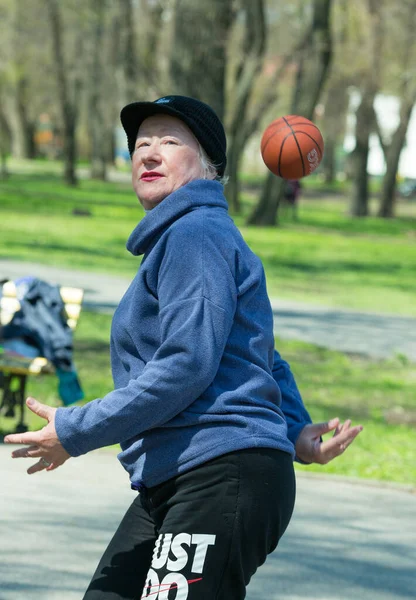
top-left (120, 95), bottom-right (227, 177)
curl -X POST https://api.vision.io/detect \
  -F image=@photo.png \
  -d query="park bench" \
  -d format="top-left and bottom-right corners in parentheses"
top-left (0, 280), bottom-right (83, 433)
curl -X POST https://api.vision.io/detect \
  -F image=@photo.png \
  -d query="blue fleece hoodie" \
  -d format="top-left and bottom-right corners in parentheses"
top-left (55, 180), bottom-right (311, 488)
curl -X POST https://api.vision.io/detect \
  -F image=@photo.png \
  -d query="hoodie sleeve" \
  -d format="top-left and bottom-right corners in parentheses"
top-left (272, 349), bottom-right (312, 461)
top-left (55, 215), bottom-right (237, 456)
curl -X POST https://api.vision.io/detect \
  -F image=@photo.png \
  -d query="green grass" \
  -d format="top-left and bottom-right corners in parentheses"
top-left (235, 185), bottom-right (416, 314)
top-left (1, 162), bottom-right (414, 486)
top-left (0, 172), bottom-right (141, 274)
top-left (281, 339), bottom-right (416, 484)
top-left (1, 311), bottom-right (414, 486)
top-left (1, 165), bottom-right (415, 315)
top-left (239, 215), bottom-right (416, 315)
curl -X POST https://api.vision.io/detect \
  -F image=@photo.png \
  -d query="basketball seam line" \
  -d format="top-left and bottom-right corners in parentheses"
top-left (291, 131), bottom-right (323, 156)
top-left (282, 116), bottom-right (305, 177)
top-left (276, 131), bottom-right (298, 177)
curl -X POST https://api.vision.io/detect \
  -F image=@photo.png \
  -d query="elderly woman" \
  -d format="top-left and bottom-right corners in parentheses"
top-left (5, 96), bottom-right (362, 600)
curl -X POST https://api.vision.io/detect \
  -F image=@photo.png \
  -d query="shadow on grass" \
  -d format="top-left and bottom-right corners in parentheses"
top-left (263, 256), bottom-right (409, 275)
top-left (0, 188), bottom-right (139, 210)
top-left (303, 401), bottom-right (371, 422)
top-left (2, 239), bottom-right (129, 260)
top-left (294, 213), bottom-right (416, 235)
top-left (0, 172), bottom-right (137, 207)
top-left (75, 340), bottom-right (110, 353)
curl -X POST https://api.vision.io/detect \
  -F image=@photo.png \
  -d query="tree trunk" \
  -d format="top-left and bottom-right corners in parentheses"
top-left (0, 152), bottom-right (7, 179)
top-left (226, 0), bottom-right (266, 213)
top-left (6, 77), bottom-right (34, 159)
top-left (45, 0), bottom-right (78, 186)
top-left (227, 19), bottom-right (312, 216)
top-left (104, 4), bottom-right (124, 164)
top-left (378, 99), bottom-right (416, 218)
top-left (139, 0), bottom-right (166, 95)
top-left (350, 146), bottom-right (370, 216)
top-left (120, 0), bottom-right (139, 102)
top-left (225, 140), bottom-right (242, 213)
top-left (378, 2), bottom-right (416, 218)
top-left (0, 108), bottom-right (9, 179)
top-left (249, 176), bottom-right (285, 226)
top-left (349, 0), bottom-right (383, 217)
top-left (321, 137), bottom-right (336, 183)
top-left (250, 0), bottom-right (333, 226)
top-left (321, 78), bottom-right (351, 183)
top-left (89, 0), bottom-right (107, 180)
top-left (350, 91), bottom-right (374, 216)
top-left (170, 0), bottom-right (234, 121)
top-left (7, 1), bottom-right (35, 159)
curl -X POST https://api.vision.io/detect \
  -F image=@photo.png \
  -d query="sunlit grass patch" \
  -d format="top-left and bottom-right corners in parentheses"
top-left (1, 312), bottom-right (414, 485)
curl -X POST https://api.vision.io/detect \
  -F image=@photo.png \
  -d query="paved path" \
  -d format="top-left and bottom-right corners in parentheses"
top-left (1, 258), bottom-right (416, 598)
top-left (1, 259), bottom-right (415, 361)
top-left (1, 445), bottom-right (415, 600)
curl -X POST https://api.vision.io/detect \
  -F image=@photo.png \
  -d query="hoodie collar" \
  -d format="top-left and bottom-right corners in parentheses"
top-left (126, 179), bottom-right (228, 256)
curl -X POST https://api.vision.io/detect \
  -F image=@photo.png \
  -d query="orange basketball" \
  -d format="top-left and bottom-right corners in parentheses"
top-left (261, 115), bottom-right (324, 179)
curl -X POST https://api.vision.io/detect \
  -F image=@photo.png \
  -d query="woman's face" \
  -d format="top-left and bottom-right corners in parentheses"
top-left (132, 114), bottom-right (208, 210)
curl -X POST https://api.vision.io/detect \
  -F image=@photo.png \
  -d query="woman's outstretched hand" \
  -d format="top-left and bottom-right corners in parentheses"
top-left (295, 418), bottom-right (363, 465)
top-left (4, 397), bottom-right (70, 474)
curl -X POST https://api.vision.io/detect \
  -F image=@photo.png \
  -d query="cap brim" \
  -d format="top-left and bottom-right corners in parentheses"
top-left (120, 102), bottom-right (189, 156)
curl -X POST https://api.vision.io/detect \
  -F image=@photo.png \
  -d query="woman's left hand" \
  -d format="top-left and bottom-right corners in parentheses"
top-left (4, 397), bottom-right (71, 474)
top-left (295, 417), bottom-right (363, 465)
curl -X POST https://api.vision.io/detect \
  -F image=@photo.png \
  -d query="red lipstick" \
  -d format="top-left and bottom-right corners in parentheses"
top-left (140, 171), bottom-right (163, 181)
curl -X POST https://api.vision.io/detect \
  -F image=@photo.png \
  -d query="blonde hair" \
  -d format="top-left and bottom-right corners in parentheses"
top-left (198, 144), bottom-right (228, 185)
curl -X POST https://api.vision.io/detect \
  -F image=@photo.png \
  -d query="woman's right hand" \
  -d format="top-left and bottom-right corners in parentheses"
top-left (4, 397), bottom-right (71, 474)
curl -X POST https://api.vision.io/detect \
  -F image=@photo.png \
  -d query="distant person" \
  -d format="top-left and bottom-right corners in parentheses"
top-left (284, 178), bottom-right (302, 220)
top-left (5, 95), bottom-right (362, 600)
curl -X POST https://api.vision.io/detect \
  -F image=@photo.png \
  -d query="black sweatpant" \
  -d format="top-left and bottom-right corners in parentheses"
top-left (83, 448), bottom-right (296, 600)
